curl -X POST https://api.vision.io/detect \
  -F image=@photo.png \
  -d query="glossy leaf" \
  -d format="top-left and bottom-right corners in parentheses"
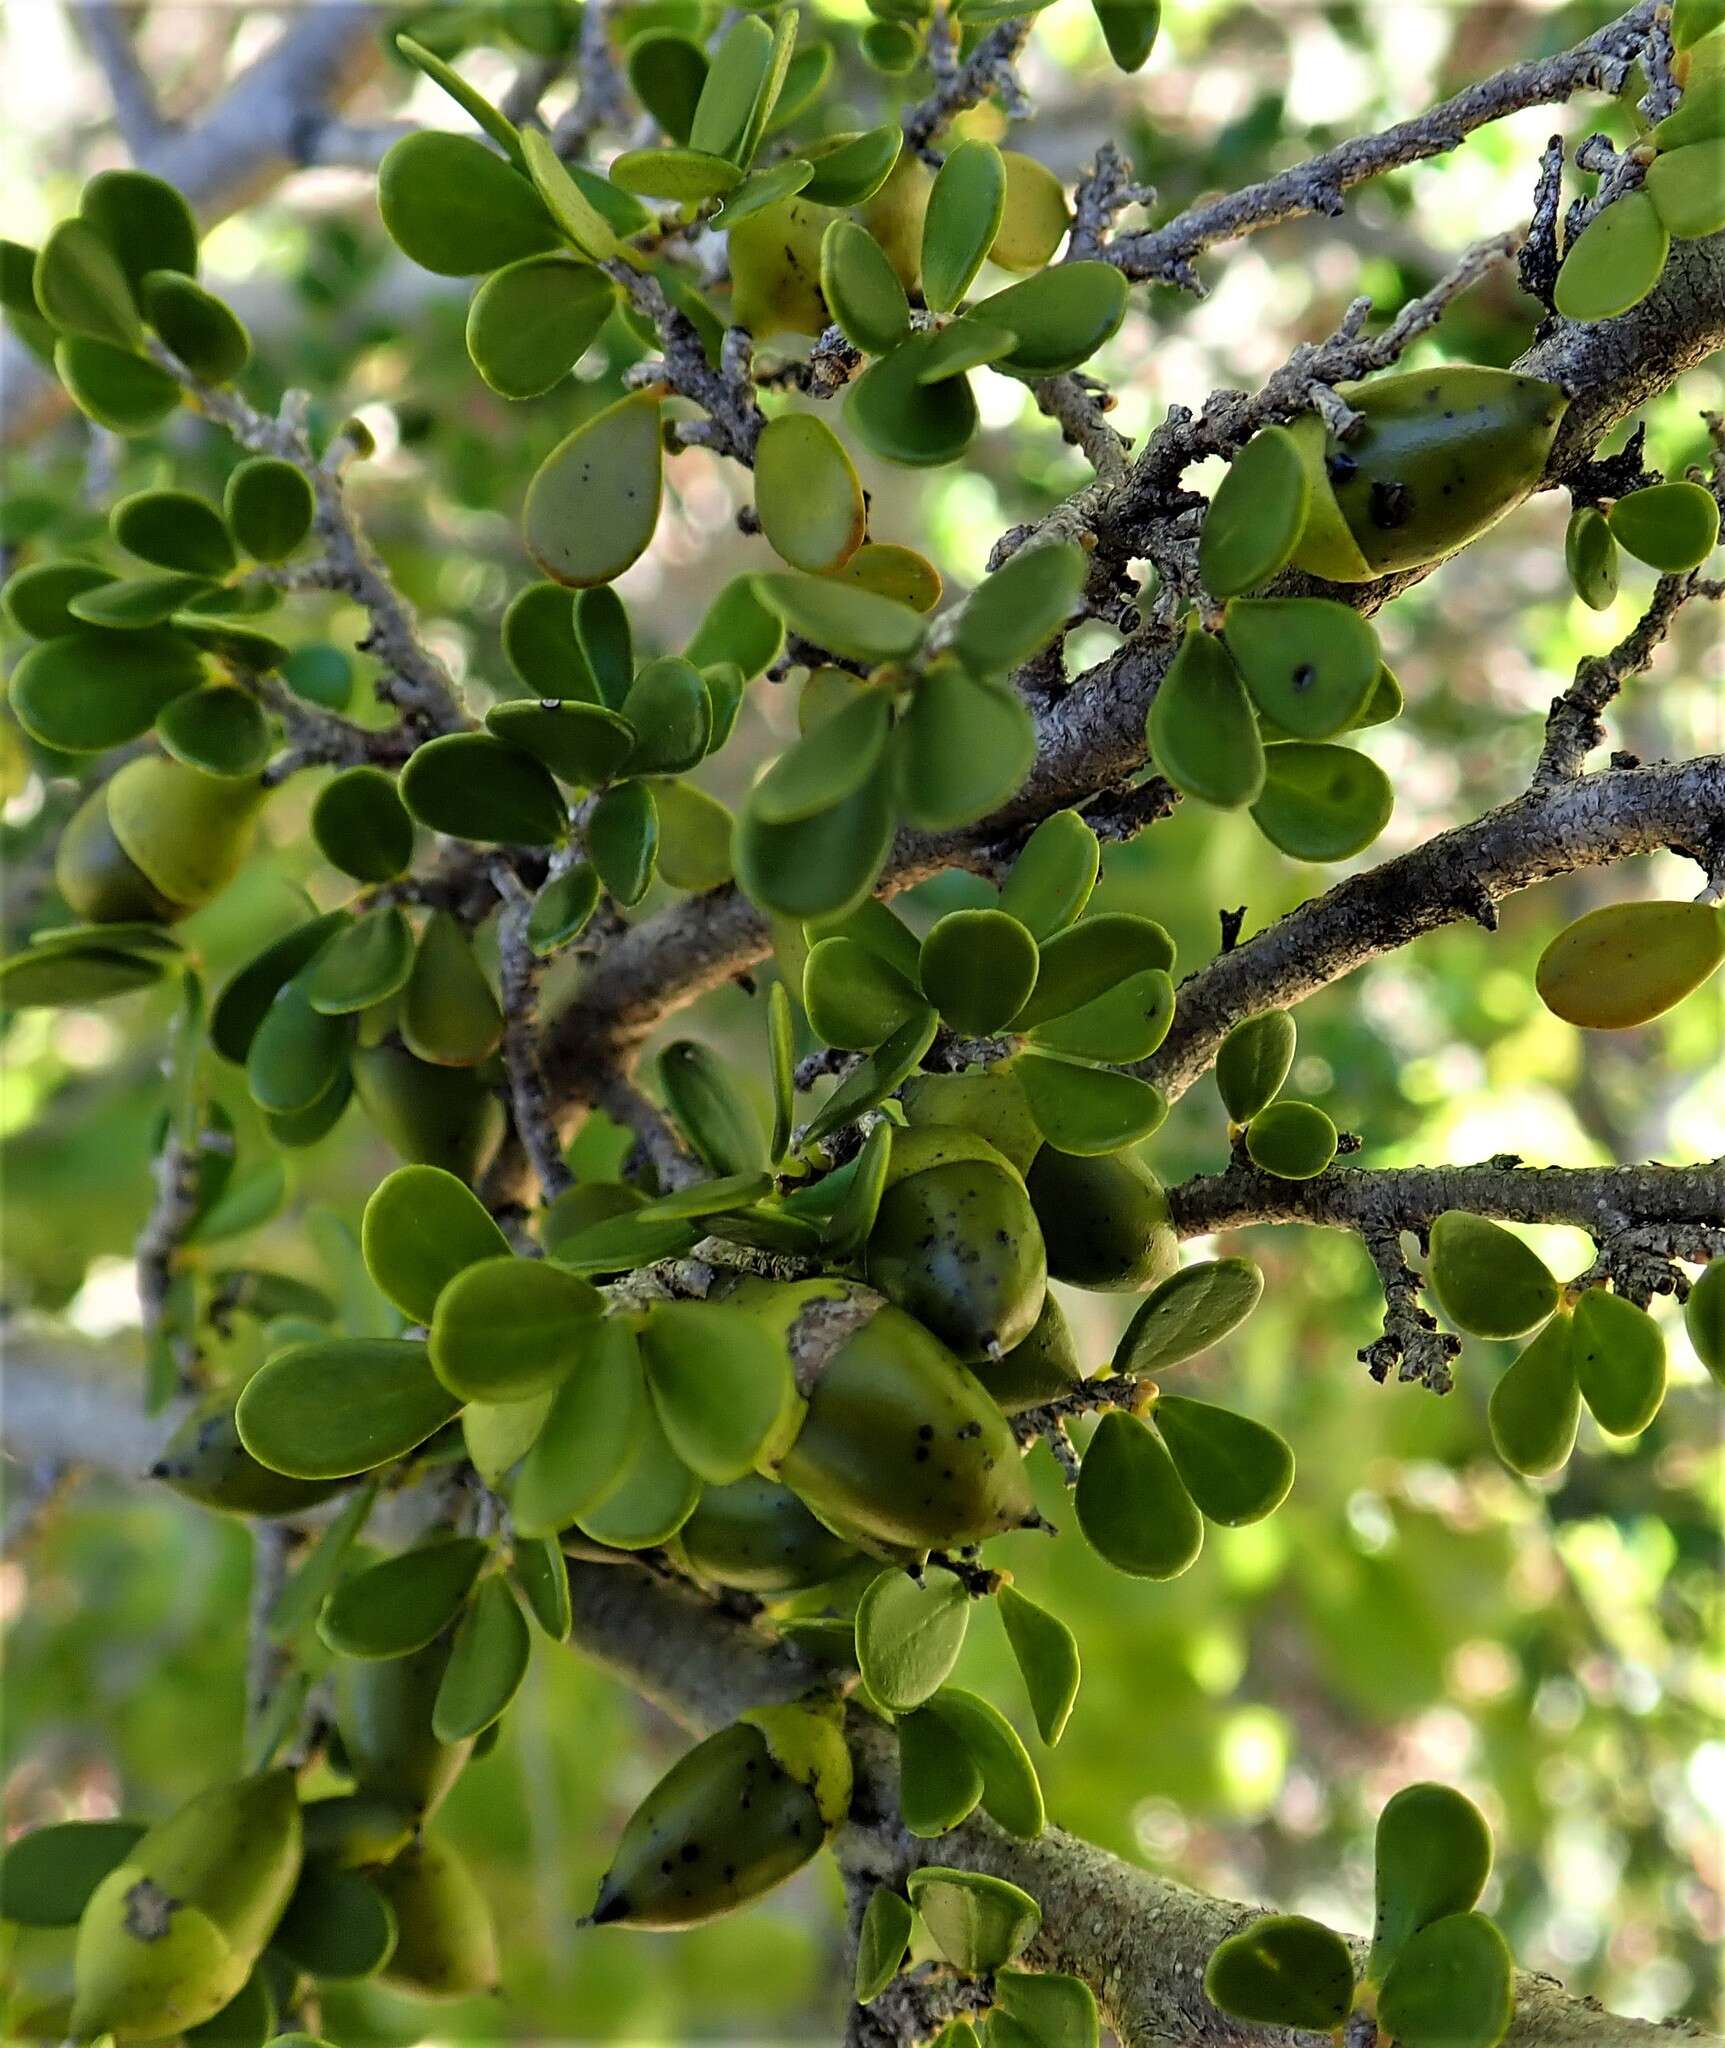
top-left (525, 391), bottom-right (663, 588)
top-left (1114, 1258), bottom-right (1266, 1377)
top-left (377, 131), bottom-right (558, 275)
top-left (736, 764), bottom-right (895, 921)
top-left (1015, 1051), bottom-right (1166, 1156)
top-left (518, 126), bottom-right (622, 261)
top-left (53, 334), bottom-right (180, 434)
top-left (112, 488), bottom-right (234, 577)
top-left (622, 657), bottom-right (711, 776)
top-left (639, 1299), bottom-right (797, 1482)
top-left (856, 1565), bottom-right (970, 1712)
top-left (894, 665), bottom-right (1035, 830)
top-left (235, 1338), bottom-right (460, 1479)
top-left (922, 139), bottom-right (1006, 313)
top-left (755, 412), bottom-right (867, 573)
top-left (907, 1867), bottom-right (1041, 1973)
top-left (305, 906), bottom-right (414, 1016)
top-left (1370, 1781), bottom-right (1494, 1976)
top-left (432, 1575), bottom-right (531, 1742)
top-left (528, 862), bottom-right (602, 954)
top-left (1564, 505), bottom-right (1620, 610)
top-left (511, 1531), bottom-right (573, 1640)
top-left (512, 1319), bottom-right (649, 1534)
top-left (1015, 913), bottom-right (1174, 1029)
top-left (846, 333), bottom-right (980, 466)
top-left (659, 1038), bottom-right (769, 1175)
top-left (1204, 1915), bottom-right (1356, 2032)
top-left (0, 1820), bottom-right (147, 1927)
top-left (1224, 597), bottom-right (1379, 739)
top-left (155, 686), bottom-right (270, 779)
top-left (1572, 1285), bottom-right (1666, 1435)
top-left (33, 218), bottom-right (139, 346)
top-left (956, 541), bottom-right (1086, 679)
top-left (1199, 424), bottom-right (1310, 596)
top-left (1427, 1211), bottom-right (1560, 1340)
top-left (1555, 190), bottom-right (1669, 323)
top-left (430, 1256), bottom-right (603, 1403)
top-left (401, 912), bottom-right (501, 1068)
top-left (271, 1865), bottom-right (397, 1982)
top-left (1027, 967), bottom-right (1173, 1064)
top-left (466, 255), bottom-right (615, 400)
top-left (802, 123), bottom-right (905, 207)
top-left (80, 168), bottom-right (198, 290)
top-left (919, 909), bottom-right (1038, 1035)
top-left (10, 627), bottom-right (203, 752)
top-left (362, 1164), bottom-right (511, 1325)
top-left (1215, 1009), bottom-right (1296, 1122)
top-left (926, 1687), bottom-right (1044, 1837)
top-left (400, 732), bottom-right (567, 846)
top-left (1488, 1310), bottom-right (1580, 1477)
top-left (140, 272), bottom-right (249, 383)
top-left (999, 811), bottom-right (1099, 940)
top-left (855, 1886), bottom-right (915, 2004)
top-left (1075, 1409), bottom-right (1203, 1579)
top-left (1377, 1913), bottom-right (1514, 2048)
top-left (896, 1704), bottom-right (985, 1837)
top-left (802, 1008), bottom-right (940, 1145)
top-left (1244, 1099), bottom-right (1337, 1179)
top-left (1147, 625), bottom-right (1265, 808)
top-left (1608, 479), bottom-right (1720, 572)
top-left (821, 219), bottom-right (911, 354)
top-left (1251, 742), bottom-right (1393, 862)
top-left (573, 1401), bottom-right (700, 1550)
top-left (311, 765), bottom-right (415, 882)
top-left (983, 263), bottom-right (1128, 376)
top-left (319, 1538), bottom-right (489, 1659)
top-left (1153, 1395), bottom-right (1294, 1525)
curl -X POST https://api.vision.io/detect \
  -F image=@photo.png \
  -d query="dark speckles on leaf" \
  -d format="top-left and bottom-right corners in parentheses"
top-left (1369, 479), bottom-right (1414, 530)
top-left (123, 1875), bottom-right (180, 1940)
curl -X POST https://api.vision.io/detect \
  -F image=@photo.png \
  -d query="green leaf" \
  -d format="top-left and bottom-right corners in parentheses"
top-left (1152, 1394), bottom-right (1294, 1526)
top-left (1147, 625), bottom-right (1265, 809)
top-left (1488, 1310), bottom-right (1580, 1477)
top-left (80, 168), bottom-right (198, 290)
top-left (68, 571), bottom-right (215, 630)
top-left (689, 12), bottom-right (777, 162)
top-left (999, 812), bottom-right (1099, 940)
top-left (622, 657), bottom-right (711, 775)
top-left (401, 911), bottom-right (502, 1068)
top-left (1572, 1285), bottom-right (1666, 1435)
top-left (1013, 911), bottom-right (1174, 1029)
top-left (926, 1687), bottom-right (1044, 1837)
top-left (611, 144), bottom-right (742, 203)
top-left (1025, 966), bottom-right (1172, 1065)
top-left (996, 1972), bottom-right (1099, 2048)
top-left (247, 976), bottom-right (350, 1116)
top-left (377, 130), bottom-right (558, 274)
top-left (221, 457), bottom-right (313, 564)
top-left (394, 31), bottom-right (528, 166)
top-left (983, 263), bottom-right (1128, 376)
top-left (856, 1564), bottom-right (969, 1711)
top-left (430, 1255), bottom-right (604, 1403)
top-left (1534, 899), bottom-right (1725, 1029)
top-left (896, 1703), bottom-right (985, 1836)
top-left (1214, 1010), bottom-right (1295, 1123)
top-left (997, 1584), bottom-right (1080, 1746)
top-left (657, 1037), bottom-right (768, 1175)
top-left (488, 700), bottom-right (636, 789)
top-left (573, 1400), bottom-right (700, 1549)
top-left (714, 158), bottom-right (817, 229)
top-left (53, 334), bottom-right (180, 434)
top-left (990, 150), bottom-right (1072, 272)
top-left (1645, 136), bottom-right (1725, 240)
top-left (464, 1393), bottom-right (553, 1487)
top-left (0, 1820), bottom-right (147, 1927)
top-left (755, 412), bottom-right (867, 574)
top-left (797, 124), bottom-right (902, 208)
top-left (735, 764), bottom-right (895, 922)
top-left (1091, 0), bottom-right (1161, 69)
top-left (847, 334), bottom-right (980, 466)
top-left (513, 1319), bottom-right (650, 1535)
top-left (1244, 1099), bottom-right (1337, 1178)
top-left (549, 1208), bottom-right (701, 1275)
top-left (639, 1299), bottom-right (796, 1482)
top-left (854, 1886), bottom-right (916, 2003)
top-left (1199, 425), bottom-right (1311, 596)
top-left (821, 1119), bottom-right (895, 1257)
top-left (304, 908), bottom-right (413, 1016)
top-left (236, 1338), bottom-right (460, 1478)
top-left (1685, 1259), bottom-right (1724, 1385)
top-left (907, 1867), bottom-right (1041, 1973)
top-left (802, 1008), bottom-right (939, 1145)
top-left (271, 1865), bottom-right (397, 1982)
top-left (1251, 741), bottom-right (1393, 862)
top-left (311, 765), bottom-right (415, 882)
top-left (1203, 1914), bottom-right (1356, 2031)
top-left (3, 560), bottom-right (115, 639)
top-left (504, 579), bottom-right (592, 698)
top-left (628, 30), bottom-right (707, 143)
top-left (433, 1575), bottom-right (531, 1741)
top-left (922, 139), bottom-right (1007, 313)
top-left (1114, 1258), bottom-right (1265, 1376)
top-left (753, 570), bottom-right (926, 664)
top-left (511, 1532), bottom-right (573, 1640)
top-left (688, 574), bottom-right (785, 678)
top-left (1564, 505), bottom-right (1620, 611)
top-left (955, 541), bottom-right (1086, 678)
top-left (1075, 1409), bottom-right (1203, 1579)
top-left (894, 664), bottom-right (1035, 831)
top-left (1224, 597), bottom-right (1380, 739)
top-left (212, 915), bottom-right (350, 1061)
top-left (319, 1538), bottom-right (489, 1659)
top-left (154, 684), bottom-right (268, 778)
top-left (1608, 479), bottom-right (1720, 572)
top-left (1015, 1051), bottom-right (1166, 1156)
top-left (141, 271), bottom-right (250, 383)
top-left (33, 218), bottom-right (139, 346)
top-left (589, 777), bottom-right (660, 905)
top-left (914, 316), bottom-right (1021, 383)
top-left (804, 935), bottom-right (925, 1050)
top-left (769, 979), bottom-right (796, 1162)
top-left (10, 626), bottom-right (203, 751)
top-left (524, 391), bottom-right (663, 588)
top-left (528, 860), bottom-right (603, 954)
top-left (362, 1164), bottom-right (511, 1325)
top-left (821, 219), bottom-right (911, 354)
top-left (0, 938), bottom-right (168, 1007)
top-left (1370, 1782), bottom-right (1493, 1978)
top-left (112, 487), bottom-right (234, 577)
top-left (400, 732), bottom-right (567, 845)
top-left (1427, 1212), bottom-right (1559, 1340)
top-left (1554, 190), bottom-right (1669, 323)
top-left (1377, 1914), bottom-right (1514, 2048)
top-left (918, 909), bottom-right (1038, 1036)
top-left (466, 254), bottom-right (615, 400)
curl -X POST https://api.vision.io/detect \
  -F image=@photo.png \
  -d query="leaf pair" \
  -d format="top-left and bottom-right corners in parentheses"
top-left (1074, 1398), bottom-right (1293, 1580)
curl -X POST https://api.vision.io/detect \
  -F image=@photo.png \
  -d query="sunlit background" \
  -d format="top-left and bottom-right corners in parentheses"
top-left (2, 1), bottom-right (1721, 2040)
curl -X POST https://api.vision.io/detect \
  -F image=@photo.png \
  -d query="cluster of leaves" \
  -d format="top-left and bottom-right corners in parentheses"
top-left (1206, 1783), bottom-right (1513, 2048)
top-left (1554, 1), bottom-right (1725, 324)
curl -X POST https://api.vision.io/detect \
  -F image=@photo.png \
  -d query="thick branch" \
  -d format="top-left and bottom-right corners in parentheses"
top-left (1141, 754), bottom-right (1723, 1103)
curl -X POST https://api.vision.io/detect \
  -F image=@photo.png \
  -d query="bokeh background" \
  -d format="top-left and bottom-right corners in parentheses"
top-left (2, 1), bottom-right (1721, 2040)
